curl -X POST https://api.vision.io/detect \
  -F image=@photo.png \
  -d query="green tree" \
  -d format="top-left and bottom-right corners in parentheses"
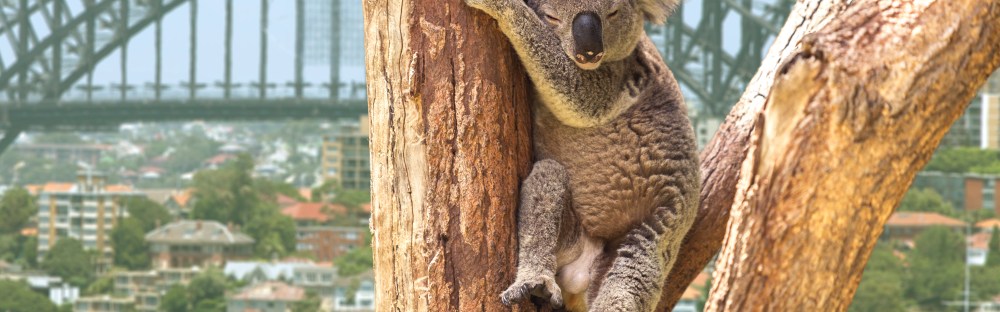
top-left (124, 197), bottom-right (172, 232)
top-left (0, 280), bottom-right (59, 312)
top-left (906, 226), bottom-right (965, 310)
top-left (292, 291), bottom-right (322, 312)
top-left (334, 245), bottom-right (373, 276)
top-left (42, 238), bottom-right (93, 287)
top-left (897, 188), bottom-right (956, 217)
top-left (0, 187), bottom-right (35, 234)
top-left (244, 211), bottom-right (297, 258)
top-left (111, 218), bottom-right (150, 269)
top-left (191, 154), bottom-right (272, 225)
top-left (20, 236), bottom-right (36, 268)
top-left (849, 245), bottom-right (909, 312)
top-left (926, 147), bottom-right (1000, 173)
top-left (989, 227), bottom-right (1000, 267)
top-left (160, 284), bottom-right (188, 312)
top-left (185, 270), bottom-right (227, 311)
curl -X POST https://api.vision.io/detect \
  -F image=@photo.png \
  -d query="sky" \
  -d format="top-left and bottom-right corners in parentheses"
top-left (0, 0), bottom-right (775, 101)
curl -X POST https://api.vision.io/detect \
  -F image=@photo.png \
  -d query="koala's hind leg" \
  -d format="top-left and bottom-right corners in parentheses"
top-left (588, 198), bottom-right (692, 312)
top-left (501, 159), bottom-right (571, 308)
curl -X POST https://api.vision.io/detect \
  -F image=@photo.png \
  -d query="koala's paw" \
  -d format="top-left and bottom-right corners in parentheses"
top-left (500, 275), bottom-right (563, 308)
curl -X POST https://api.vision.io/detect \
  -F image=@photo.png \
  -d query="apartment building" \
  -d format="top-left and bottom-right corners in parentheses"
top-left (36, 171), bottom-right (143, 264)
top-left (296, 226), bottom-right (367, 262)
top-left (321, 115), bottom-right (371, 190)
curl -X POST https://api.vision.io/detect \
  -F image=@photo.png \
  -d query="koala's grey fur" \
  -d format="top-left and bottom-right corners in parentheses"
top-left (464, 0), bottom-right (699, 311)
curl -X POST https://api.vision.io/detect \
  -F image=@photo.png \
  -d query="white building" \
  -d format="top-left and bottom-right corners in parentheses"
top-left (34, 171), bottom-right (143, 263)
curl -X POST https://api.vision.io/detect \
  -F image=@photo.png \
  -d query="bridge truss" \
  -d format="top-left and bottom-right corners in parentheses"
top-left (0, 0), bottom-right (792, 155)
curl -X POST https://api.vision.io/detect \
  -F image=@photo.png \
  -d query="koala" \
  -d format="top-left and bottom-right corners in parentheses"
top-left (464, 0), bottom-right (699, 311)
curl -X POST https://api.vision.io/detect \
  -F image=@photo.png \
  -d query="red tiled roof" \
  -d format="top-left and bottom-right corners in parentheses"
top-left (20, 227), bottom-right (37, 237)
top-left (281, 203), bottom-right (346, 222)
top-left (970, 232), bottom-right (992, 250)
top-left (41, 183), bottom-right (75, 193)
top-left (230, 282), bottom-right (304, 302)
top-left (204, 153), bottom-right (236, 165)
top-left (105, 184), bottom-right (133, 192)
top-left (977, 219), bottom-right (1000, 230)
top-left (886, 212), bottom-right (966, 228)
top-left (361, 203), bottom-right (372, 214)
top-left (170, 189), bottom-right (193, 207)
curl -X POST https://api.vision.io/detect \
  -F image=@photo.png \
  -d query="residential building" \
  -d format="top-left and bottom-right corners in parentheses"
top-left (225, 261), bottom-right (315, 283)
top-left (0, 273), bottom-right (79, 306)
top-left (227, 281), bottom-right (306, 312)
top-left (980, 71), bottom-right (1000, 149)
top-left (74, 295), bottom-right (135, 312)
top-left (281, 202), bottom-right (346, 227)
top-left (978, 219), bottom-right (1000, 231)
top-left (881, 211), bottom-right (966, 243)
top-left (322, 115), bottom-right (371, 190)
top-left (35, 171), bottom-right (144, 265)
top-left (332, 271), bottom-right (376, 312)
top-left (969, 231), bottom-right (991, 266)
top-left (940, 69), bottom-right (1000, 148)
top-left (293, 265), bottom-right (339, 298)
top-left (296, 226), bottom-right (367, 262)
top-left (161, 189), bottom-right (193, 218)
top-left (146, 220), bottom-right (254, 269)
top-left (911, 171), bottom-right (1000, 213)
top-left (109, 267), bottom-right (200, 312)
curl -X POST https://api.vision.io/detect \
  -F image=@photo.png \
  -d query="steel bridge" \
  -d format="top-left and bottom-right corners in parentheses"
top-left (0, 0), bottom-right (791, 155)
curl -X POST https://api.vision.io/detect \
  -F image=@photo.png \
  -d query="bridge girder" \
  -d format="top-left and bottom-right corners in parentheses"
top-left (660, 0), bottom-right (794, 118)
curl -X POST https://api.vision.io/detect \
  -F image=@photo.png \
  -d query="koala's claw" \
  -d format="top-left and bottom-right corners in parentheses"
top-left (500, 275), bottom-right (563, 308)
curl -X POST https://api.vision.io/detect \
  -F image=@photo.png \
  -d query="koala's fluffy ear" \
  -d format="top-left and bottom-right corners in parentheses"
top-left (636, 0), bottom-right (679, 24)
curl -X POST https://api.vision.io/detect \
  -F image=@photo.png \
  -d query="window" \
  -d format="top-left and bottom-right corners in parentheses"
top-left (344, 232), bottom-right (358, 240)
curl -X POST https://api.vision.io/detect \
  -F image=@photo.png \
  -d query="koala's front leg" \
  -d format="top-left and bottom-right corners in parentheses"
top-left (500, 159), bottom-right (570, 308)
top-left (464, 0), bottom-right (581, 99)
top-left (589, 197), bottom-right (692, 312)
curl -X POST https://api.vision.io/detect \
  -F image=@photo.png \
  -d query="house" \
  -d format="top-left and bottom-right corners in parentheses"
top-left (162, 189), bottom-right (194, 218)
top-left (296, 226), bottom-right (367, 262)
top-left (281, 202), bottom-right (346, 227)
top-left (109, 267), bottom-right (201, 312)
top-left (881, 212), bottom-right (966, 243)
top-left (332, 270), bottom-right (376, 312)
top-left (969, 231), bottom-right (991, 266)
top-left (146, 220), bottom-right (254, 269)
top-left (74, 295), bottom-right (135, 312)
top-left (0, 273), bottom-right (79, 306)
top-left (226, 281), bottom-right (305, 312)
top-left (224, 261), bottom-right (315, 283)
top-left (978, 219), bottom-right (1000, 231)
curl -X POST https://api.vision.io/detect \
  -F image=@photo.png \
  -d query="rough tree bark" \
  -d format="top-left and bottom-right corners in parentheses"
top-left (362, 0), bottom-right (536, 311)
top-left (366, 0), bottom-right (1000, 311)
top-left (658, 1), bottom-right (1000, 310)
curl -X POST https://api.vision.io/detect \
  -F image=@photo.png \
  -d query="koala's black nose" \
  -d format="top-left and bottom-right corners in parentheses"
top-left (572, 12), bottom-right (604, 63)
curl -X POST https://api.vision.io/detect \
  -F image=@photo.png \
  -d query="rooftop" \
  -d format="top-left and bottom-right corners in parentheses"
top-left (977, 218), bottom-right (1000, 230)
top-left (229, 281), bottom-right (304, 302)
top-left (886, 212), bottom-right (965, 228)
top-left (281, 202), bottom-right (346, 223)
top-left (146, 220), bottom-right (254, 245)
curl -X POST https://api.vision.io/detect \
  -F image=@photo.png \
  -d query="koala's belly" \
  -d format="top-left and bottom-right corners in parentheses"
top-left (534, 105), bottom-right (693, 240)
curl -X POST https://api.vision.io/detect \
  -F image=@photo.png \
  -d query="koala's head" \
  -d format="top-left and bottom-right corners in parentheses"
top-left (532, 0), bottom-right (677, 70)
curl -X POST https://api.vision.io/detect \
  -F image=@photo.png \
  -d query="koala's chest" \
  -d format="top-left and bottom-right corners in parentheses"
top-left (533, 105), bottom-right (693, 240)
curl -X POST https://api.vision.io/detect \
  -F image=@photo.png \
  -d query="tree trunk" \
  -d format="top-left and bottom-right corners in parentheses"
top-left (362, 0), bottom-right (535, 311)
top-left (366, 0), bottom-right (1000, 311)
top-left (667, 0), bottom-right (1000, 310)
